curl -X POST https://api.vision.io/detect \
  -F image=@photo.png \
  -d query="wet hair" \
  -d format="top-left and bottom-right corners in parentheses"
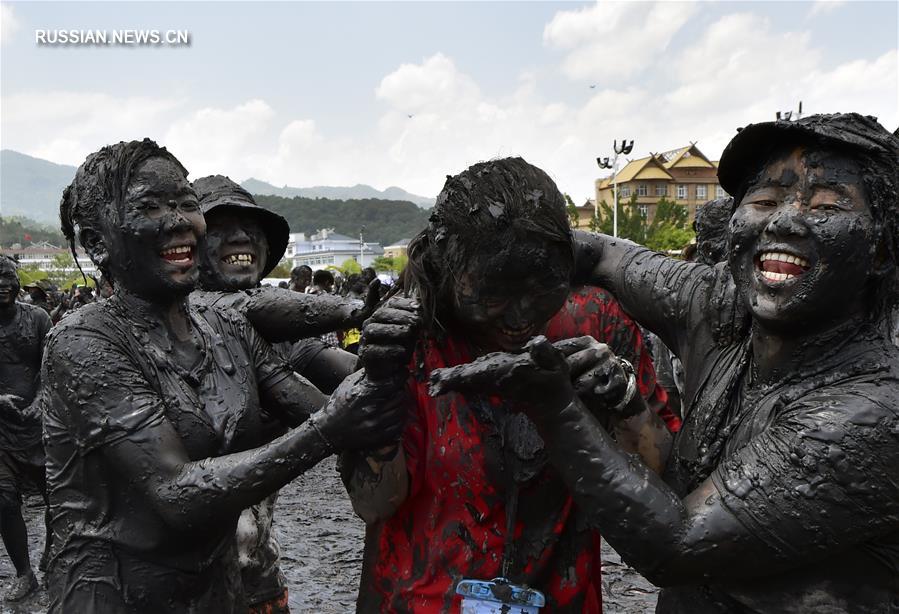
top-left (59, 138), bottom-right (187, 280)
top-left (404, 157), bottom-right (573, 332)
top-left (0, 255), bottom-right (19, 272)
top-left (693, 197), bottom-right (733, 266)
top-left (313, 269), bottom-right (334, 286)
top-left (735, 137), bottom-right (899, 322)
top-left (291, 265), bottom-right (312, 278)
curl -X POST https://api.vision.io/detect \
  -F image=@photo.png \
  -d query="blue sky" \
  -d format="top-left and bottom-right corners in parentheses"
top-left (2, 1), bottom-right (897, 201)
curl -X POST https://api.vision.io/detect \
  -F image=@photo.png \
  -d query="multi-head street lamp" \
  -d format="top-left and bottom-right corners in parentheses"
top-left (596, 139), bottom-right (635, 237)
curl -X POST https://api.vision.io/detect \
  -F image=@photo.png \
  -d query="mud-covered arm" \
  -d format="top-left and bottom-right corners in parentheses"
top-left (339, 297), bottom-right (422, 524)
top-left (240, 283), bottom-right (379, 343)
top-left (287, 339), bottom-right (359, 394)
top-left (431, 338), bottom-right (899, 585)
top-left (45, 329), bottom-right (406, 533)
top-left (245, 319), bottom-right (329, 427)
top-left (536, 390), bottom-right (899, 586)
top-left (573, 231), bottom-right (729, 359)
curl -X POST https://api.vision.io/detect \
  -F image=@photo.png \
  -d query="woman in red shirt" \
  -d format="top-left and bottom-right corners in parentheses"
top-left (343, 157), bottom-right (677, 613)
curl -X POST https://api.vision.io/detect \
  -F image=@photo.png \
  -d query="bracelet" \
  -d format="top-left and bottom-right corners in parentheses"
top-left (308, 414), bottom-right (336, 453)
top-left (612, 357), bottom-right (637, 412)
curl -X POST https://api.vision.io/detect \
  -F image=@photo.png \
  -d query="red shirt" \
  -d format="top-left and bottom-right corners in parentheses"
top-left (358, 286), bottom-right (676, 613)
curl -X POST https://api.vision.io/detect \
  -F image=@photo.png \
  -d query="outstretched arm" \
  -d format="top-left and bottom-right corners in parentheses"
top-left (241, 281), bottom-right (381, 342)
top-left (572, 231), bottom-right (740, 360)
top-left (45, 330), bottom-right (407, 534)
top-left (431, 338), bottom-right (899, 585)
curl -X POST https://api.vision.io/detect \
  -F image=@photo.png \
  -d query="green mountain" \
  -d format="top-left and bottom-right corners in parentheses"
top-left (0, 150), bottom-right (77, 224)
top-left (0, 150), bottom-right (432, 246)
top-left (242, 178), bottom-right (435, 209)
top-left (254, 194), bottom-right (430, 247)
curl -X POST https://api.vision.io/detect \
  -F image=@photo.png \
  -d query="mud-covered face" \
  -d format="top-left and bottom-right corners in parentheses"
top-left (0, 263), bottom-right (19, 308)
top-left (729, 146), bottom-right (877, 333)
top-left (451, 238), bottom-right (571, 352)
top-left (292, 268), bottom-right (312, 290)
top-left (105, 157), bottom-right (205, 299)
top-left (200, 211), bottom-right (269, 291)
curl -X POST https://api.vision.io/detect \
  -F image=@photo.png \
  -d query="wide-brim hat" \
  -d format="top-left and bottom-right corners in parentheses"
top-left (192, 175), bottom-right (289, 278)
top-left (718, 113), bottom-right (899, 197)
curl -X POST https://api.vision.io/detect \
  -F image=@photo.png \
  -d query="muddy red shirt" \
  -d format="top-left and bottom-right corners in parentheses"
top-left (357, 286), bottom-right (676, 613)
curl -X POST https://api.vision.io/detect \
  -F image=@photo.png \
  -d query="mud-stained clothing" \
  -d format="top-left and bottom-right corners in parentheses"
top-left (357, 286), bottom-right (672, 613)
top-left (193, 289), bottom-right (325, 606)
top-left (42, 297), bottom-right (297, 614)
top-left (610, 247), bottom-right (899, 614)
top-left (0, 302), bottom-right (51, 506)
top-left (0, 302), bottom-right (51, 450)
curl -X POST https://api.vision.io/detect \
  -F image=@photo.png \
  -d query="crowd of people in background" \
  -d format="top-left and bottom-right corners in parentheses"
top-left (0, 112), bottom-right (896, 614)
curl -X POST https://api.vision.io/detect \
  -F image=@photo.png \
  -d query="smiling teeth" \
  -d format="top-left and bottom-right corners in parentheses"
top-left (224, 254), bottom-right (255, 265)
top-left (761, 271), bottom-right (796, 282)
top-left (161, 246), bottom-right (191, 256)
top-left (759, 252), bottom-right (809, 268)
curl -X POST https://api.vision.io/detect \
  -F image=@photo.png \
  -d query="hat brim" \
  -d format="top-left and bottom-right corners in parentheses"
top-left (718, 114), bottom-right (896, 197)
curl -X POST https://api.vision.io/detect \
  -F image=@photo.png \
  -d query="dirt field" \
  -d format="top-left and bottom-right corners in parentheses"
top-left (0, 457), bottom-right (658, 613)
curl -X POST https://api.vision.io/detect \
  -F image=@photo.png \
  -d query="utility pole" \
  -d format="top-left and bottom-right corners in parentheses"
top-left (359, 226), bottom-right (366, 266)
top-left (596, 138), bottom-right (634, 238)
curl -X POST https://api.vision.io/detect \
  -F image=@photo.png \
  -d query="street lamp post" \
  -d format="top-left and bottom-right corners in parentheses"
top-left (359, 226), bottom-right (366, 266)
top-left (596, 138), bottom-right (634, 238)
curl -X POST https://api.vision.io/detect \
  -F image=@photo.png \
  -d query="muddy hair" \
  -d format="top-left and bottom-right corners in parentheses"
top-left (403, 157), bottom-right (573, 333)
top-left (59, 138), bottom-right (187, 281)
top-left (0, 255), bottom-right (19, 271)
top-left (733, 138), bottom-right (899, 324)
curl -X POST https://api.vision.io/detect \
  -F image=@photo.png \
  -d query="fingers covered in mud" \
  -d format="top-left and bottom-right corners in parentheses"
top-left (359, 297), bottom-right (421, 380)
top-left (316, 371), bottom-right (409, 450)
top-left (562, 338), bottom-right (630, 413)
top-left (429, 336), bottom-right (573, 415)
top-left (428, 351), bottom-right (532, 397)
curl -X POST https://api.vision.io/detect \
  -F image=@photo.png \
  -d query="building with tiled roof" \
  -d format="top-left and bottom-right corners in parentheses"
top-left (594, 143), bottom-right (727, 224)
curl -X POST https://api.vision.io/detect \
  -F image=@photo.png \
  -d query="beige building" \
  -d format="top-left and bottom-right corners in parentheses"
top-left (594, 144), bottom-right (727, 224)
top-left (383, 238), bottom-right (411, 260)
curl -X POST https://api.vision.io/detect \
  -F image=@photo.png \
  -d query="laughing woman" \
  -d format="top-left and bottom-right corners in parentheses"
top-left (43, 139), bottom-right (413, 613)
top-left (433, 114), bottom-right (899, 613)
top-left (343, 157), bottom-right (677, 612)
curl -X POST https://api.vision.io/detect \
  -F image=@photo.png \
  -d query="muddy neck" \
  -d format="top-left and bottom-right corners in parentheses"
top-left (0, 302), bottom-right (17, 323)
top-left (113, 287), bottom-right (194, 341)
top-left (749, 311), bottom-right (869, 385)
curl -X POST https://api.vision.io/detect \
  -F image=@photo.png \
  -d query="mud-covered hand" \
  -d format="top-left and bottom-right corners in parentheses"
top-left (312, 370), bottom-right (409, 451)
top-left (554, 336), bottom-right (641, 419)
top-left (358, 296), bottom-right (421, 381)
top-left (347, 279), bottom-right (383, 328)
top-left (428, 336), bottom-right (574, 421)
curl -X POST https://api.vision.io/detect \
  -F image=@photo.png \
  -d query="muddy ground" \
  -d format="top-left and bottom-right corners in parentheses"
top-left (0, 457), bottom-right (658, 613)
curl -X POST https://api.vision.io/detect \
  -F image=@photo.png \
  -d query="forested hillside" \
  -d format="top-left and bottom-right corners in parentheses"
top-left (254, 195), bottom-right (430, 246)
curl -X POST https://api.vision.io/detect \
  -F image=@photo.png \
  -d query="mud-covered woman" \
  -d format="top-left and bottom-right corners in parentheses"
top-left (343, 157), bottom-right (678, 612)
top-left (189, 174), bottom-right (381, 612)
top-left (43, 139), bottom-right (415, 613)
top-left (433, 114), bottom-right (899, 613)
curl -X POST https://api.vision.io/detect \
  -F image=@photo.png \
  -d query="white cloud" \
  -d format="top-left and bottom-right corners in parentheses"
top-left (375, 53), bottom-right (480, 113)
top-left (1, 6), bottom-right (895, 204)
top-left (2, 91), bottom-right (184, 164)
top-left (544, 1), bottom-right (698, 81)
top-left (163, 99), bottom-right (275, 179)
top-left (0, 3), bottom-right (20, 46)
top-left (808, 0), bottom-right (847, 18)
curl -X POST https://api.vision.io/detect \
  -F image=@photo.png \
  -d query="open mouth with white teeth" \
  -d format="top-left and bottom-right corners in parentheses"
top-left (497, 323), bottom-right (537, 342)
top-left (755, 250), bottom-right (811, 283)
top-left (222, 253), bottom-right (256, 266)
top-left (160, 245), bottom-right (194, 265)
